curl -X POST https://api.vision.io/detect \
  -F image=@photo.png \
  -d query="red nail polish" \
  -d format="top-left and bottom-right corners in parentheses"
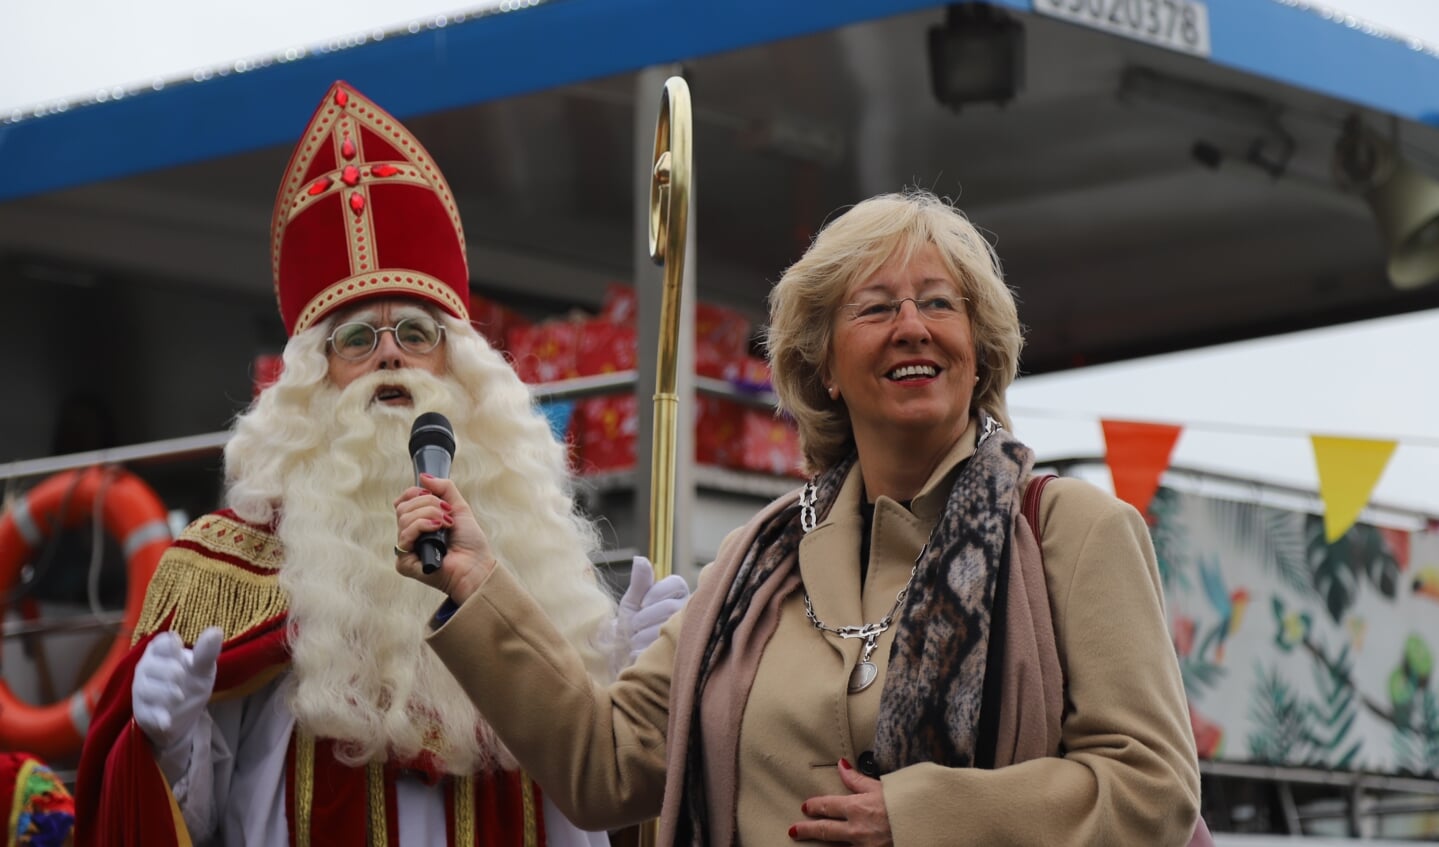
top-left (420, 473), bottom-right (435, 480)
top-left (839, 757), bottom-right (852, 770)
top-left (800, 802), bottom-right (809, 815)
top-left (788, 825), bottom-right (798, 839)
top-left (441, 502), bottom-right (453, 511)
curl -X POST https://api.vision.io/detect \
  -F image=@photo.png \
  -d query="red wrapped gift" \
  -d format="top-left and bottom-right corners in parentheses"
top-left (506, 320), bottom-right (582, 385)
top-left (695, 395), bottom-right (744, 467)
top-left (695, 303), bottom-right (752, 379)
top-left (469, 293), bottom-right (531, 352)
top-left (599, 283), bottom-right (639, 326)
top-left (733, 409), bottom-right (804, 477)
top-left (573, 394), bottom-right (638, 474)
top-left (733, 355), bottom-right (773, 394)
top-left (595, 288), bottom-right (751, 378)
top-left (577, 318), bottom-right (638, 376)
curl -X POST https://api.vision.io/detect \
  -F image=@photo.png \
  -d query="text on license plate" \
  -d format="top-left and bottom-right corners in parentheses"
top-left (1032, 0), bottom-right (1211, 57)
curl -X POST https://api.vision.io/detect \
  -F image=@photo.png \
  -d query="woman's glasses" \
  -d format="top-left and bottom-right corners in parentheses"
top-left (839, 295), bottom-right (968, 325)
top-left (326, 316), bottom-right (446, 361)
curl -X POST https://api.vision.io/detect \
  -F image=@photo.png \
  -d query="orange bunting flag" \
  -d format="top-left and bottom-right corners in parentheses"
top-left (1101, 419), bottom-right (1183, 516)
top-left (1311, 435), bottom-right (1398, 542)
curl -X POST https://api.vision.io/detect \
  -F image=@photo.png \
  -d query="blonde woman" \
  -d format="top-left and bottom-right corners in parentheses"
top-left (400, 189), bottom-right (1201, 845)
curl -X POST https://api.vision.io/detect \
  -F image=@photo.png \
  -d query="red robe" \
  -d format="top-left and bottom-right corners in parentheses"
top-left (74, 510), bottom-right (545, 846)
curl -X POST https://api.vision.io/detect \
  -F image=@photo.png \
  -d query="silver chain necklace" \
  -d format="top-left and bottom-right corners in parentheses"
top-left (802, 538), bottom-right (923, 694)
top-left (799, 479), bottom-right (924, 694)
top-left (798, 414), bottom-right (1001, 694)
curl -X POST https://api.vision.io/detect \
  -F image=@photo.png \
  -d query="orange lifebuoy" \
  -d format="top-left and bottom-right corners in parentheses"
top-left (0, 466), bottom-right (171, 759)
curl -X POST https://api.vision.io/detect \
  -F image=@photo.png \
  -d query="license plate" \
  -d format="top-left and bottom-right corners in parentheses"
top-left (1032, 0), bottom-right (1211, 57)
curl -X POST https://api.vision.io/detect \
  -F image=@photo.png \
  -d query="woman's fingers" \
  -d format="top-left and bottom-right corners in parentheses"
top-left (394, 486), bottom-right (443, 514)
top-left (395, 486), bottom-right (455, 546)
top-left (836, 757), bottom-right (881, 792)
top-left (790, 760), bottom-right (892, 845)
top-left (417, 474), bottom-right (472, 513)
top-left (393, 476), bottom-right (497, 603)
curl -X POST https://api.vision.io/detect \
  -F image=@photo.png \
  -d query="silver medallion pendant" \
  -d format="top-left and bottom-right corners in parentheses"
top-left (848, 661), bottom-right (879, 694)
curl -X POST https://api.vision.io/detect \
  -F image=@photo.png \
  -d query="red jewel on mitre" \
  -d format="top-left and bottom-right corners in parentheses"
top-left (269, 80), bottom-right (469, 337)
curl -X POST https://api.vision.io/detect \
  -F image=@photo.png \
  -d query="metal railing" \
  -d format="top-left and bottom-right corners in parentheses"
top-left (0, 371), bottom-right (778, 484)
top-left (0, 371), bottom-right (786, 642)
top-left (3, 611), bottom-right (125, 639)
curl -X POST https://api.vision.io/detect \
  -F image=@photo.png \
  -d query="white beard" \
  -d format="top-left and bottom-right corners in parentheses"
top-left (276, 368), bottom-right (507, 773)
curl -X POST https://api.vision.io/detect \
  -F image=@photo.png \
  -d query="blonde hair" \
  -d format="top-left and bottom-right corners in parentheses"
top-left (765, 189), bottom-right (1023, 473)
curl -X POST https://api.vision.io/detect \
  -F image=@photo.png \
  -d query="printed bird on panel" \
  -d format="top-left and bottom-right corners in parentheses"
top-left (1198, 556), bottom-right (1249, 664)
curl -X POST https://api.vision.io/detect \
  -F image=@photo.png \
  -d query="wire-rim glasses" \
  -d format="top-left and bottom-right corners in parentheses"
top-left (839, 295), bottom-right (968, 325)
top-left (326, 316), bottom-right (446, 361)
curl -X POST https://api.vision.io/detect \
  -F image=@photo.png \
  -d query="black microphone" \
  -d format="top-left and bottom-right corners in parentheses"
top-left (409, 412), bottom-right (456, 574)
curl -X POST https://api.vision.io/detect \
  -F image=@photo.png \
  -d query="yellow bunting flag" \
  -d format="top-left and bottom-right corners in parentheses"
top-left (1311, 435), bottom-right (1398, 542)
top-left (1101, 419), bottom-right (1183, 516)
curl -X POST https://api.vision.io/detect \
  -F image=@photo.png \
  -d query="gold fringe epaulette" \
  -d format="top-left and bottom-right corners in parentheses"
top-left (133, 511), bottom-right (289, 645)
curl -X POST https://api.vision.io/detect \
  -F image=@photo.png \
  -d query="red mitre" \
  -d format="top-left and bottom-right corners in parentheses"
top-left (271, 81), bottom-right (470, 336)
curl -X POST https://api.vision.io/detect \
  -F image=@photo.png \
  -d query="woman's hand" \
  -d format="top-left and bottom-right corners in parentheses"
top-left (789, 759), bottom-right (893, 845)
top-left (394, 473), bottom-right (497, 603)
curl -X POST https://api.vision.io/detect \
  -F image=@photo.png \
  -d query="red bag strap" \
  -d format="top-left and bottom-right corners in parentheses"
top-left (1021, 474), bottom-right (1058, 539)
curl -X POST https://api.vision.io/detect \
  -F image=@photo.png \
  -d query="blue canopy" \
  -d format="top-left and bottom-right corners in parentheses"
top-left (1, 0), bottom-right (1436, 203)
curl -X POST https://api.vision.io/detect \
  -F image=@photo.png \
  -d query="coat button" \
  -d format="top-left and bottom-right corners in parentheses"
top-left (856, 750), bottom-right (879, 778)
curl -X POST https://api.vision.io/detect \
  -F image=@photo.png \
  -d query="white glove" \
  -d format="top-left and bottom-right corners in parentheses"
top-left (133, 626), bottom-right (223, 778)
top-left (615, 556), bottom-right (689, 665)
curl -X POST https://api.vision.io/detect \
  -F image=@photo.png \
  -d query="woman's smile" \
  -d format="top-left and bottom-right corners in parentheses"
top-left (828, 243), bottom-right (977, 455)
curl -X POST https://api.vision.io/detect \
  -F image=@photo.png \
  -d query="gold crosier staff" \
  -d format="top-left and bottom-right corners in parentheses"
top-left (645, 76), bottom-right (692, 623)
top-left (640, 75), bottom-right (691, 847)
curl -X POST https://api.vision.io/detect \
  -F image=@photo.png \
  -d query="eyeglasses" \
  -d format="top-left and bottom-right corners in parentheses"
top-left (839, 295), bottom-right (968, 325)
top-left (326, 316), bottom-right (446, 361)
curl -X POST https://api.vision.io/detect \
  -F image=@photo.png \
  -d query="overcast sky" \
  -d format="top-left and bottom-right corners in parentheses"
top-left (1010, 307), bottom-right (1439, 518)
top-left (4, 0), bottom-right (1439, 115)
top-left (1313, 0), bottom-right (1439, 49)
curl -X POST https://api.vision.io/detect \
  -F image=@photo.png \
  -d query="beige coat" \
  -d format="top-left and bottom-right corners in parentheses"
top-left (429, 429), bottom-right (1200, 845)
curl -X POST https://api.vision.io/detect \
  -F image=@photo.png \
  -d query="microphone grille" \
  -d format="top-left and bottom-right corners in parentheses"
top-left (409, 412), bottom-right (456, 454)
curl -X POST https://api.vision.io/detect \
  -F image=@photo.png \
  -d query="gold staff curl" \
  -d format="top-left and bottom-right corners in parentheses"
top-left (646, 76), bottom-right (692, 587)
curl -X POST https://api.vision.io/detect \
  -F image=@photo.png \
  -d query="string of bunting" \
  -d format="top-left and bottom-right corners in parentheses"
top-left (1010, 406), bottom-right (1429, 542)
